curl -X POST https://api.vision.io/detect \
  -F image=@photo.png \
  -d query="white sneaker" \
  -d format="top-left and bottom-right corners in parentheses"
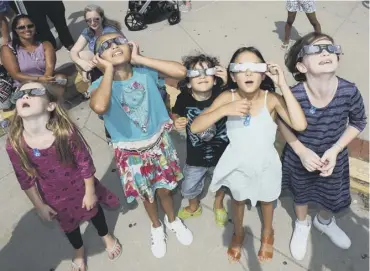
top-left (290, 218), bottom-right (312, 261)
top-left (313, 215), bottom-right (351, 249)
top-left (150, 222), bottom-right (167, 258)
top-left (164, 215), bottom-right (193, 246)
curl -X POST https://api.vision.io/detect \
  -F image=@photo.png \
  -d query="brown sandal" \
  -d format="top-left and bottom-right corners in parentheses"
top-left (258, 230), bottom-right (274, 263)
top-left (227, 233), bottom-right (244, 263)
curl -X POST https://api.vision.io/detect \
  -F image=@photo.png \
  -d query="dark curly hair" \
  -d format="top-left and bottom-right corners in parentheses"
top-left (177, 53), bottom-right (223, 93)
top-left (285, 32), bottom-right (335, 82)
top-left (227, 47), bottom-right (275, 92)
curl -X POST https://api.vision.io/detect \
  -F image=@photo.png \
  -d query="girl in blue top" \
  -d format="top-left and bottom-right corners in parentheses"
top-left (88, 33), bottom-right (193, 259)
top-left (70, 5), bottom-right (125, 87)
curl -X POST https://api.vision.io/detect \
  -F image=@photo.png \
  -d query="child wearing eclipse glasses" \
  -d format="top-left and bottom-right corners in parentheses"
top-left (88, 33), bottom-right (193, 259)
top-left (280, 32), bottom-right (367, 261)
top-left (191, 46), bottom-right (307, 263)
top-left (171, 53), bottom-right (229, 226)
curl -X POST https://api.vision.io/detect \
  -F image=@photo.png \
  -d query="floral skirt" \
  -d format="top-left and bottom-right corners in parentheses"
top-left (114, 130), bottom-right (183, 203)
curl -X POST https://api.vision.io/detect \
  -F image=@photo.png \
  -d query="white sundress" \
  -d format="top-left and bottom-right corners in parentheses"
top-left (210, 91), bottom-right (282, 205)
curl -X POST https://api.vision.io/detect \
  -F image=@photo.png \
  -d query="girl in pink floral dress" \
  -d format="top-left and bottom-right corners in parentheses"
top-left (6, 82), bottom-right (121, 271)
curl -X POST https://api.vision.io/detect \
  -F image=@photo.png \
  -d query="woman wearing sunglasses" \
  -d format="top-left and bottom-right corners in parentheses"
top-left (0, 14), bottom-right (67, 92)
top-left (70, 4), bottom-right (125, 96)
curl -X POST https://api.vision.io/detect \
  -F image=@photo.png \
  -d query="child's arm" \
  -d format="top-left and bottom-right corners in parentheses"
top-left (320, 86), bottom-right (367, 176)
top-left (130, 42), bottom-right (186, 80)
top-left (191, 92), bottom-right (250, 134)
top-left (277, 119), bottom-right (323, 172)
top-left (89, 55), bottom-right (114, 115)
top-left (171, 92), bottom-right (188, 130)
top-left (266, 63), bottom-right (307, 132)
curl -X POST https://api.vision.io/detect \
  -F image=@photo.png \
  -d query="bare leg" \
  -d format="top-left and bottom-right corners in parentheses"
top-left (143, 198), bottom-right (161, 228)
top-left (227, 199), bottom-right (245, 263)
top-left (295, 204), bottom-right (309, 221)
top-left (283, 11), bottom-right (297, 47)
top-left (186, 197), bottom-right (200, 212)
top-left (258, 201), bottom-right (275, 263)
top-left (306, 12), bottom-right (321, 33)
top-left (157, 188), bottom-right (176, 223)
top-left (214, 189), bottom-right (225, 209)
top-left (318, 209), bottom-right (331, 220)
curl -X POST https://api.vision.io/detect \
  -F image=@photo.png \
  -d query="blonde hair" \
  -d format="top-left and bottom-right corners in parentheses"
top-left (84, 4), bottom-right (122, 32)
top-left (7, 83), bottom-right (90, 177)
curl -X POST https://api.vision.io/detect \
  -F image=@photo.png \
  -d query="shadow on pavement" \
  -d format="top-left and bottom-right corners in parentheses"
top-left (280, 194), bottom-right (370, 271)
top-left (0, 159), bottom-right (137, 271)
top-left (273, 21), bottom-right (301, 43)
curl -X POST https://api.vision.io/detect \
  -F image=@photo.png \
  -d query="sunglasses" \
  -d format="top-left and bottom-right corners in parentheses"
top-left (96, 37), bottom-right (129, 56)
top-left (15, 23), bottom-right (35, 31)
top-left (229, 63), bottom-right (267, 73)
top-left (298, 44), bottom-right (342, 59)
top-left (187, 68), bottom-right (216, 78)
top-left (85, 17), bottom-right (100, 24)
top-left (11, 88), bottom-right (46, 104)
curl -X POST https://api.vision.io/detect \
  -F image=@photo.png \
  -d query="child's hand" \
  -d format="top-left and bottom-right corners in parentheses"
top-left (82, 192), bottom-right (98, 211)
top-left (92, 54), bottom-right (113, 71)
top-left (222, 99), bottom-right (251, 117)
top-left (36, 204), bottom-right (57, 221)
top-left (297, 147), bottom-right (324, 172)
top-left (215, 66), bottom-right (228, 86)
top-left (129, 41), bottom-right (142, 65)
top-left (319, 146), bottom-right (341, 177)
top-left (174, 117), bottom-right (188, 130)
top-left (265, 62), bottom-right (288, 88)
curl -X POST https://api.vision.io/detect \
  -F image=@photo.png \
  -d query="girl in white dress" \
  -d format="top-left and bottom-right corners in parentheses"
top-left (191, 47), bottom-right (307, 263)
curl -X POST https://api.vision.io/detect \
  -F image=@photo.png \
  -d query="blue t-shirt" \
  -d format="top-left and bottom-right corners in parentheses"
top-left (81, 26), bottom-right (120, 52)
top-left (88, 67), bottom-right (170, 143)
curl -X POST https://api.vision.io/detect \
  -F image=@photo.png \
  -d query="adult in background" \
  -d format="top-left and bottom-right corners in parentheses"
top-left (70, 4), bottom-right (124, 94)
top-left (1, 15), bottom-right (66, 93)
top-left (282, 0), bottom-right (321, 49)
top-left (15, 1), bottom-right (74, 51)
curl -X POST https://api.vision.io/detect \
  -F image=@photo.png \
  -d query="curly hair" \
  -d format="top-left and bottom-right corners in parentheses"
top-left (285, 32), bottom-right (335, 82)
top-left (177, 53), bottom-right (223, 93)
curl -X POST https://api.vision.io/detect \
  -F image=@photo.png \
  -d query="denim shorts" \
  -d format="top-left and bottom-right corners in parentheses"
top-left (181, 164), bottom-right (214, 199)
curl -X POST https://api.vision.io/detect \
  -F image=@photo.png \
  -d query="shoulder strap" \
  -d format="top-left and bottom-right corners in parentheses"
top-left (264, 91), bottom-right (268, 105)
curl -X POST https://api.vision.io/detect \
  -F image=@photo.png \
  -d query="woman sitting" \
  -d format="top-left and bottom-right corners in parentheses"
top-left (1, 14), bottom-right (66, 95)
top-left (70, 4), bottom-right (124, 93)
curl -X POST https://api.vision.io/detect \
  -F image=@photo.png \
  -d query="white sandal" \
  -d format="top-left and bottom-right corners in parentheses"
top-left (71, 260), bottom-right (87, 271)
top-left (106, 238), bottom-right (122, 261)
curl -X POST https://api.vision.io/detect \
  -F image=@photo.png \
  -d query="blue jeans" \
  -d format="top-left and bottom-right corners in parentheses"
top-left (181, 165), bottom-right (214, 199)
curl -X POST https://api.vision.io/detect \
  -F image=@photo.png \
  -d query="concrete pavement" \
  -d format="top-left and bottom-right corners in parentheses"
top-left (0, 1), bottom-right (369, 271)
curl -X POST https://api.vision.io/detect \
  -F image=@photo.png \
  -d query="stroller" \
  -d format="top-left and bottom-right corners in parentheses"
top-left (125, 0), bottom-right (181, 31)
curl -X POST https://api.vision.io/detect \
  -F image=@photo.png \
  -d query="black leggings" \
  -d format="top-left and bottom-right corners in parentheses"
top-left (64, 205), bottom-right (108, 249)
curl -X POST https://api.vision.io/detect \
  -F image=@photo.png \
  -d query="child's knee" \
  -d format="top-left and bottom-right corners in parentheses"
top-left (156, 188), bottom-right (172, 198)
